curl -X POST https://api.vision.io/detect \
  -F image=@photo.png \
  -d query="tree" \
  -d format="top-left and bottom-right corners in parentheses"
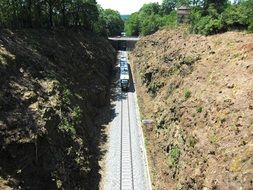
top-left (203, 0), bottom-right (228, 13)
top-left (125, 12), bottom-right (140, 36)
top-left (139, 3), bottom-right (161, 15)
top-left (161, 0), bottom-right (178, 15)
top-left (141, 14), bottom-right (162, 36)
top-left (0, 0), bottom-right (100, 30)
top-left (103, 9), bottom-right (124, 36)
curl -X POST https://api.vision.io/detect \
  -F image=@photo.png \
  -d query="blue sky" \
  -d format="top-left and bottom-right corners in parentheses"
top-left (96, 0), bottom-right (163, 15)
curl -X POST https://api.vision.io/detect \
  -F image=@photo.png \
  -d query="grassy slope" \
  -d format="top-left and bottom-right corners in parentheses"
top-left (130, 28), bottom-right (253, 190)
top-left (0, 29), bottom-right (116, 189)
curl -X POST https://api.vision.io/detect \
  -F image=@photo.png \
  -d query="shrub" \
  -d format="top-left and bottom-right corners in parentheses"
top-left (169, 146), bottom-right (180, 167)
top-left (184, 90), bottom-right (191, 99)
top-left (181, 55), bottom-right (196, 65)
top-left (59, 118), bottom-right (76, 136)
top-left (72, 106), bottom-right (82, 124)
top-left (62, 87), bottom-right (71, 105)
top-left (196, 107), bottom-right (202, 113)
top-left (148, 80), bottom-right (164, 95)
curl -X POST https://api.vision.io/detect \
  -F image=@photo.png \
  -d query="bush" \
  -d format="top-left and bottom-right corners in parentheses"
top-left (148, 80), bottom-right (164, 95)
top-left (194, 16), bottom-right (223, 35)
top-left (181, 55), bottom-right (196, 65)
top-left (169, 146), bottom-right (180, 167)
top-left (196, 107), bottom-right (203, 113)
top-left (59, 118), bottom-right (76, 136)
top-left (184, 90), bottom-right (191, 99)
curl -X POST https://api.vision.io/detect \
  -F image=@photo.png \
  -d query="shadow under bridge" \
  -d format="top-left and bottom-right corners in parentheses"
top-left (108, 37), bottom-right (139, 51)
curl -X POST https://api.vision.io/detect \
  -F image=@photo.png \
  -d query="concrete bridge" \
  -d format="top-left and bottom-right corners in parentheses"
top-left (108, 37), bottom-right (139, 51)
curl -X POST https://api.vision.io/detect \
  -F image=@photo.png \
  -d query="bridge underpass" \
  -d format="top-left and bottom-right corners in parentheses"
top-left (108, 37), bottom-right (139, 51)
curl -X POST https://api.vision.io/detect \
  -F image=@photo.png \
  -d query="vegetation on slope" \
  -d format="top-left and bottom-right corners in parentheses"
top-left (0, 29), bottom-right (116, 189)
top-left (130, 28), bottom-right (253, 189)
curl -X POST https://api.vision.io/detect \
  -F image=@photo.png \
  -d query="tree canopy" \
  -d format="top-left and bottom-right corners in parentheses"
top-left (124, 0), bottom-right (253, 36)
top-left (0, 0), bottom-right (100, 29)
top-left (0, 0), bottom-right (125, 36)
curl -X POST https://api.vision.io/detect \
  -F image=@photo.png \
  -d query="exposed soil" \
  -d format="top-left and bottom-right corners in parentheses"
top-left (0, 29), bottom-right (116, 189)
top-left (130, 27), bottom-right (253, 190)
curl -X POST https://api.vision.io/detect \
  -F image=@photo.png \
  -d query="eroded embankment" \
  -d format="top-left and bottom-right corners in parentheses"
top-left (130, 28), bottom-right (253, 190)
top-left (0, 29), bottom-right (116, 189)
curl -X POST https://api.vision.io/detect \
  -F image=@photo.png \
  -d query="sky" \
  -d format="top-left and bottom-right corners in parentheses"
top-left (96, 0), bottom-right (163, 15)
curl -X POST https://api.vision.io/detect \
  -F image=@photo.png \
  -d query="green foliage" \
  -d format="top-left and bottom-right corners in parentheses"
top-left (59, 118), bottom-right (76, 136)
top-left (62, 88), bottom-right (71, 105)
top-left (181, 55), bottom-right (196, 65)
top-left (161, 0), bottom-right (178, 15)
top-left (249, 22), bottom-right (253, 32)
top-left (141, 14), bottom-right (162, 36)
top-left (147, 80), bottom-right (164, 95)
top-left (140, 3), bottom-right (161, 15)
top-left (184, 90), bottom-right (191, 99)
top-left (160, 11), bottom-right (177, 27)
top-left (144, 137), bottom-right (149, 146)
top-left (0, 0), bottom-right (124, 36)
top-left (0, 0), bottom-right (99, 30)
top-left (102, 9), bottom-right (124, 36)
top-left (72, 106), bottom-right (82, 124)
top-left (125, 12), bottom-right (140, 36)
top-left (190, 0), bottom-right (253, 35)
top-left (196, 107), bottom-right (202, 113)
top-left (203, 0), bottom-right (228, 14)
top-left (124, 2), bottom-right (177, 36)
top-left (168, 146), bottom-right (181, 167)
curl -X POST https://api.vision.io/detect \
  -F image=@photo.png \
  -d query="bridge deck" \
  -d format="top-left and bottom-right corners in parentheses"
top-left (108, 37), bottom-right (140, 41)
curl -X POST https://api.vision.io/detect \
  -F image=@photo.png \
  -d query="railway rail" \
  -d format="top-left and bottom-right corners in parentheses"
top-left (120, 92), bottom-right (134, 189)
top-left (103, 51), bottom-right (151, 190)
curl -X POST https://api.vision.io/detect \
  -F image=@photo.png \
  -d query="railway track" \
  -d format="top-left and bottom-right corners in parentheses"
top-left (103, 50), bottom-right (151, 190)
top-left (120, 92), bottom-right (134, 190)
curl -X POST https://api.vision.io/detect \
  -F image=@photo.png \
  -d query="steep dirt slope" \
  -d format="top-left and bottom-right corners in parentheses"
top-left (0, 29), bottom-right (116, 189)
top-left (130, 28), bottom-right (253, 190)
